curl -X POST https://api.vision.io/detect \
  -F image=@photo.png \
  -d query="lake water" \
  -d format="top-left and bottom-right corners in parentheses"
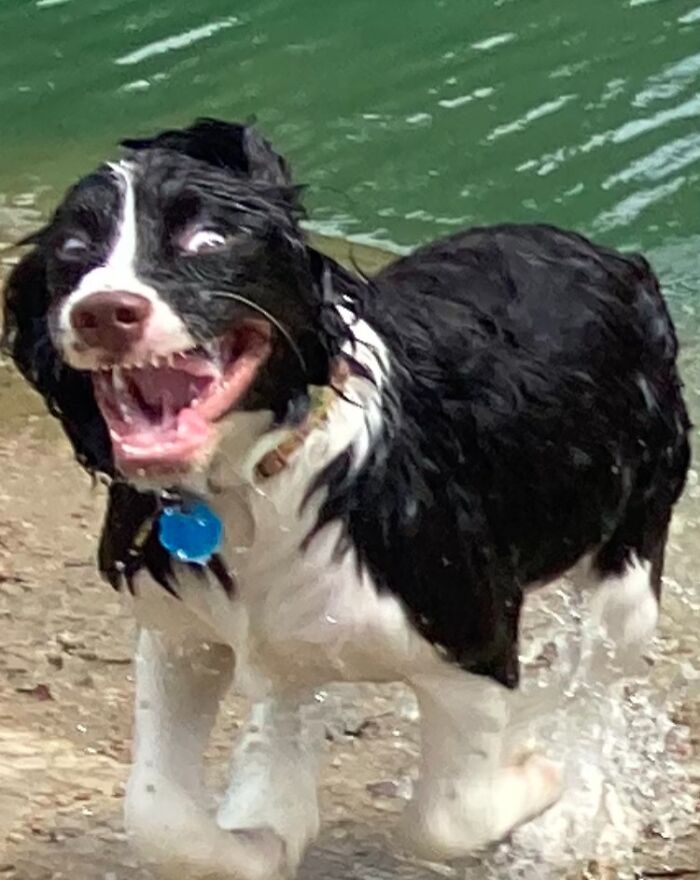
top-left (2, 0), bottom-right (700, 253)
top-left (4, 0), bottom-right (700, 389)
top-left (1, 1), bottom-right (699, 877)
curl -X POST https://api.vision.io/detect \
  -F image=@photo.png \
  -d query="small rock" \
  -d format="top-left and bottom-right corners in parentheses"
top-left (15, 683), bottom-right (53, 701)
top-left (56, 631), bottom-right (81, 652)
top-left (46, 653), bottom-right (63, 670)
top-left (366, 779), bottom-right (400, 798)
top-left (366, 777), bottom-right (413, 800)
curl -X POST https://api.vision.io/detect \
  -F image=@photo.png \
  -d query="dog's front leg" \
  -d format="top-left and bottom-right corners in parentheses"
top-left (217, 695), bottom-right (323, 875)
top-left (126, 627), bottom-right (288, 880)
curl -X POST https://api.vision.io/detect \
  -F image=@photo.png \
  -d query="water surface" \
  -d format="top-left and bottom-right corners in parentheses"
top-left (2, 0), bottom-right (700, 254)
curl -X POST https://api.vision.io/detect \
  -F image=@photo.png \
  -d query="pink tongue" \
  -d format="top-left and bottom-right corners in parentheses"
top-left (177, 407), bottom-right (209, 437)
top-left (128, 366), bottom-right (213, 410)
top-left (112, 407), bottom-right (210, 453)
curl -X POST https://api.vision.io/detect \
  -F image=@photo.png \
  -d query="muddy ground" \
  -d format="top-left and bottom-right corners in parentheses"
top-left (0, 324), bottom-right (698, 877)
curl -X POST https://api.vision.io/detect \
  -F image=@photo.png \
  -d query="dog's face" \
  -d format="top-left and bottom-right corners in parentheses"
top-left (3, 120), bottom-right (334, 482)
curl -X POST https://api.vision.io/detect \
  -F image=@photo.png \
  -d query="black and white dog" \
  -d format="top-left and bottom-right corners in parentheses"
top-left (2, 119), bottom-right (691, 878)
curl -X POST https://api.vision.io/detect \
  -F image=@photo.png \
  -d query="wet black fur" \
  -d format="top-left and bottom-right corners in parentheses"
top-left (312, 227), bottom-right (690, 684)
top-left (2, 120), bottom-right (691, 687)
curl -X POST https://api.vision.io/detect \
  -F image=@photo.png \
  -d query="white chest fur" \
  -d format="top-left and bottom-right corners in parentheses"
top-left (130, 318), bottom-right (440, 697)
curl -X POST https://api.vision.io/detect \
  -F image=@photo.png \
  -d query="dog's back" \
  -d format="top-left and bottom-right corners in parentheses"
top-left (314, 223), bottom-right (689, 684)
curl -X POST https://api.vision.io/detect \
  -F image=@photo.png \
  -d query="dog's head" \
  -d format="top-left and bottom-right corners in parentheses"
top-left (3, 119), bottom-right (342, 483)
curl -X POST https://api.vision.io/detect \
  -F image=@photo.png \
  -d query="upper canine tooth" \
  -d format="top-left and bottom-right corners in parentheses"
top-left (112, 366), bottom-right (126, 392)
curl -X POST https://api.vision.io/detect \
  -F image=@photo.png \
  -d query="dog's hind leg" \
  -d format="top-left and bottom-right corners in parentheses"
top-left (125, 627), bottom-right (289, 880)
top-left (585, 514), bottom-right (670, 680)
top-left (401, 669), bottom-right (563, 859)
top-left (585, 554), bottom-right (661, 679)
top-left (585, 401), bottom-right (687, 679)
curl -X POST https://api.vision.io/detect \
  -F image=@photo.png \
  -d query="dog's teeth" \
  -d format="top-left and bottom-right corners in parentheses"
top-left (112, 366), bottom-right (126, 392)
top-left (203, 340), bottom-right (218, 362)
top-left (167, 353), bottom-right (174, 367)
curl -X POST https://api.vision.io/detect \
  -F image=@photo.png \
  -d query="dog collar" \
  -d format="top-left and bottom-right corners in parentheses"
top-left (254, 358), bottom-right (350, 479)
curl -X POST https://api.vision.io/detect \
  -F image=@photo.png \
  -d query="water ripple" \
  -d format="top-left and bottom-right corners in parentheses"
top-left (517, 92), bottom-right (700, 179)
top-left (438, 86), bottom-right (494, 110)
top-left (679, 5), bottom-right (700, 24)
top-left (633, 50), bottom-right (700, 108)
top-left (471, 32), bottom-right (516, 51)
top-left (603, 130), bottom-right (700, 188)
top-left (487, 94), bottom-right (576, 142)
top-left (114, 16), bottom-right (240, 66)
top-left (593, 176), bottom-right (686, 232)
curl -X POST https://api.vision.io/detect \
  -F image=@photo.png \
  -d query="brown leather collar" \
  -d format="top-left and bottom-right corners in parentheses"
top-left (255, 358), bottom-right (351, 479)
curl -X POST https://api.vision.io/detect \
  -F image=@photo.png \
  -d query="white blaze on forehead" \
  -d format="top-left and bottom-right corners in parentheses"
top-left (56, 160), bottom-right (196, 368)
top-left (104, 161), bottom-right (139, 276)
top-left (62, 161), bottom-right (149, 303)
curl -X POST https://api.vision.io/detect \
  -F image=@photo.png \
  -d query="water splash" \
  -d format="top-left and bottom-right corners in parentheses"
top-left (320, 570), bottom-right (696, 878)
top-left (459, 576), bottom-right (697, 880)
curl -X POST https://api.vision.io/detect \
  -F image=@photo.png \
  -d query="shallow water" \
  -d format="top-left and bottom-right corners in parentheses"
top-left (1, 0), bottom-right (700, 876)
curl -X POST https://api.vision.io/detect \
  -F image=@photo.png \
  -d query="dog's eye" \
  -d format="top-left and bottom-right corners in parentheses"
top-left (179, 229), bottom-right (227, 255)
top-left (56, 235), bottom-right (90, 261)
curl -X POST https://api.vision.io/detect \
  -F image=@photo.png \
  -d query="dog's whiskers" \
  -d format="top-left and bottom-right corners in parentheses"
top-left (206, 290), bottom-right (308, 377)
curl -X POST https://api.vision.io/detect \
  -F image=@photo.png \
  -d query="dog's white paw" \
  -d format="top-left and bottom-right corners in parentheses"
top-left (401, 752), bottom-right (564, 860)
top-left (126, 777), bottom-right (291, 880)
top-left (225, 827), bottom-right (289, 880)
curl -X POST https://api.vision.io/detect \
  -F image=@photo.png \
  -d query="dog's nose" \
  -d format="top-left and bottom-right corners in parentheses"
top-left (70, 291), bottom-right (152, 353)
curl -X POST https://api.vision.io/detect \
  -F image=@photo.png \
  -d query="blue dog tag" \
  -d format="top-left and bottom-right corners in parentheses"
top-left (158, 501), bottom-right (223, 565)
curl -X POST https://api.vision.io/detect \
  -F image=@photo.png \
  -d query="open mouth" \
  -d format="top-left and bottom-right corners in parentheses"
top-left (92, 321), bottom-right (272, 474)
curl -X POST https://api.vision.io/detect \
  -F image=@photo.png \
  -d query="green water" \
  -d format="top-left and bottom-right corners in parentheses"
top-left (2, 0), bottom-right (700, 396)
top-left (4, 0), bottom-right (700, 393)
top-left (3, 0), bottom-right (700, 423)
top-left (2, 0), bottom-right (700, 254)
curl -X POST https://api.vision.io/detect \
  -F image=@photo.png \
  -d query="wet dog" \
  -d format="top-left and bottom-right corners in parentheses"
top-left (2, 118), bottom-right (690, 878)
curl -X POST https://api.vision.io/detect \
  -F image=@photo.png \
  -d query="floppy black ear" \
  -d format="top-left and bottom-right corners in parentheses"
top-left (1, 241), bottom-right (114, 475)
top-left (121, 117), bottom-right (296, 190)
